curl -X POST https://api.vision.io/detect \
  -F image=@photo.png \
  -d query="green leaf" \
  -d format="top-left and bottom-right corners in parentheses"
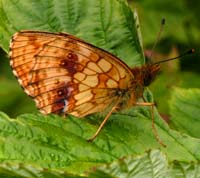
top-left (150, 71), bottom-right (200, 114)
top-left (0, 163), bottom-right (85, 178)
top-left (0, 0), bottom-right (144, 66)
top-left (170, 161), bottom-right (200, 178)
top-left (170, 87), bottom-right (200, 138)
top-left (0, 150), bottom-right (200, 178)
top-left (0, 107), bottom-right (200, 174)
top-left (91, 150), bottom-right (169, 178)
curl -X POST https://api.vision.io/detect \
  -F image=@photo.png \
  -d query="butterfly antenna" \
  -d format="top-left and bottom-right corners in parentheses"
top-left (149, 18), bottom-right (166, 60)
top-left (154, 48), bottom-right (195, 65)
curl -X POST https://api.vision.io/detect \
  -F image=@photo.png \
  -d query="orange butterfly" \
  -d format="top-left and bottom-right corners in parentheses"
top-left (10, 30), bottom-right (184, 145)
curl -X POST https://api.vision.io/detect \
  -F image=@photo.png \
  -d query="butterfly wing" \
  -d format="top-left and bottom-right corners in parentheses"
top-left (9, 31), bottom-right (134, 117)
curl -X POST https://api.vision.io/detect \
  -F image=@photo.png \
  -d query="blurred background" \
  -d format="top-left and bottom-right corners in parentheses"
top-left (0, 0), bottom-right (199, 118)
top-left (129, 0), bottom-right (200, 120)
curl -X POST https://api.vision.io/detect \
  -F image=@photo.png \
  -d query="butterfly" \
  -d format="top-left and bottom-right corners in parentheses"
top-left (10, 30), bottom-right (183, 145)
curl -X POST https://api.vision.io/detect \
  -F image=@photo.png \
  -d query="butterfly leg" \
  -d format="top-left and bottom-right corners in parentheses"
top-left (135, 102), bottom-right (166, 147)
top-left (87, 104), bottom-right (117, 142)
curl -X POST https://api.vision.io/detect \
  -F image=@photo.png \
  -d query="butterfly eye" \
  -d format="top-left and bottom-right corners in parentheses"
top-left (144, 74), bottom-right (152, 86)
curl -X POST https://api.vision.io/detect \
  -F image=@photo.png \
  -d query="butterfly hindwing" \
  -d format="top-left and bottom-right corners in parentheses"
top-left (9, 31), bottom-right (134, 117)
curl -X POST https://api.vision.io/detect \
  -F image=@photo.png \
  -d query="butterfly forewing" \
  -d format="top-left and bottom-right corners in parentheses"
top-left (9, 31), bottom-right (134, 117)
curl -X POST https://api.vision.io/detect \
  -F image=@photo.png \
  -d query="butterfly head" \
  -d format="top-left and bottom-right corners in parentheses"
top-left (131, 64), bottom-right (160, 87)
top-left (134, 49), bottom-right (195, 87)
top-left (143, 64), bottom-right (160, 86)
